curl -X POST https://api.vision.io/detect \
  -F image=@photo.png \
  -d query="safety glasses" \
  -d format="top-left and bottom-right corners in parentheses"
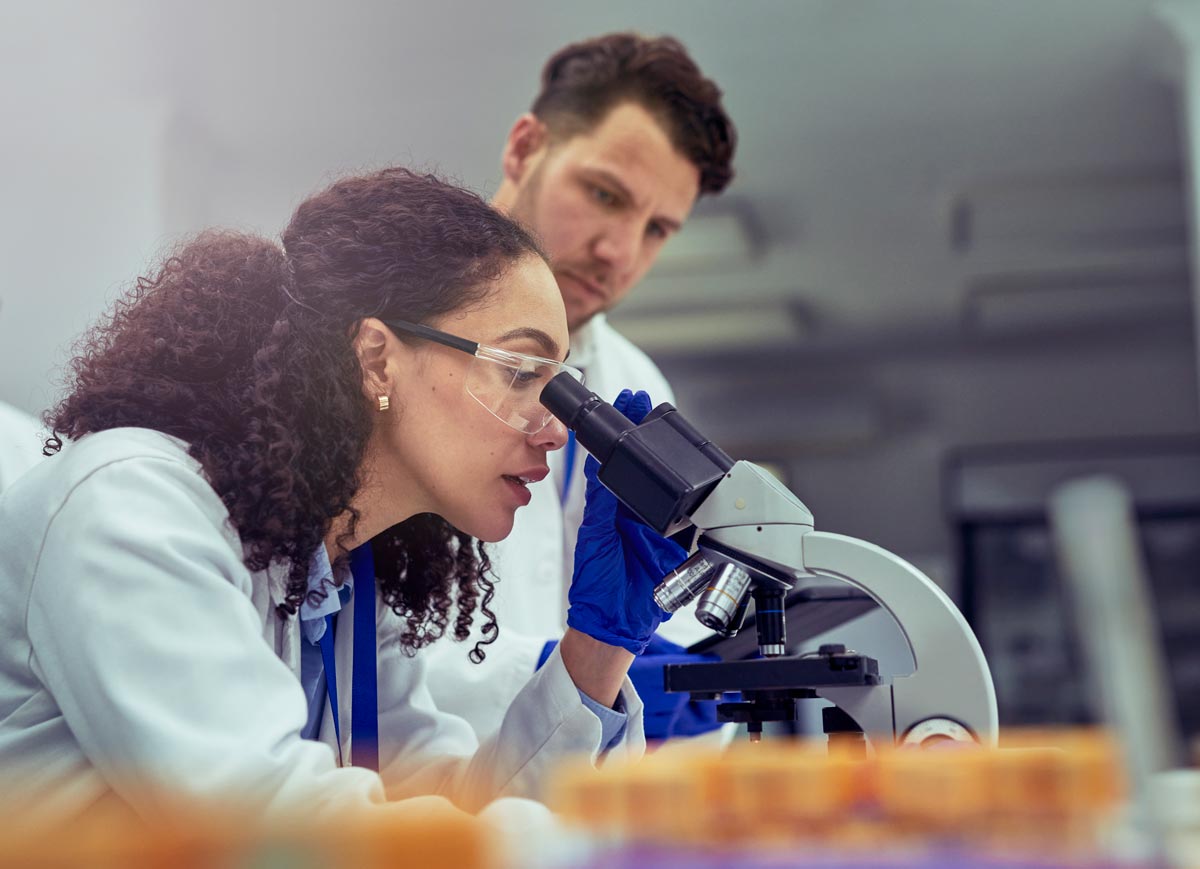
top-left (382, 319), bottom-right (583, 434)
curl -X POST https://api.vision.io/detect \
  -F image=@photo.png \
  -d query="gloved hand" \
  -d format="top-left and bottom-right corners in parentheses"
top-left (567, 390), bottom-right (687, 655)
top-left (629, 634), bottom-right (724, 740)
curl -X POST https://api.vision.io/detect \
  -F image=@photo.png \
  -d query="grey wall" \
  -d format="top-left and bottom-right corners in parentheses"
top-left (664, 319), bottom-right (1199, 595)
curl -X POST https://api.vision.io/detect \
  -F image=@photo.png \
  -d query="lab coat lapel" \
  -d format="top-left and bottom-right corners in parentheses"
top-left (317, 583), bottom-right (356, 763)
top-left (250, 555), bottom-right (303, 678)
top-left (253, 551), bottom-right (349, 762)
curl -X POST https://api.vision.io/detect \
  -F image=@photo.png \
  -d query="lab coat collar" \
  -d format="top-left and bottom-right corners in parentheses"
top-left (568, 313), bottom-right (604, 372)
top-left (299, 544), bottom-right (353, 645)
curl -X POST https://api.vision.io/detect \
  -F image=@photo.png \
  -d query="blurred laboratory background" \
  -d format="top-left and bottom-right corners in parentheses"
top-left (2, 0), bottom-right (1198, 742)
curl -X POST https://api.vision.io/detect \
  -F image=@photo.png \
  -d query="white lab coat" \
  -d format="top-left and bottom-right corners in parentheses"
top-left (0, 426), bottom-right (645, 828)
top-left (425, 314), bottom-right (710, 739)
top-left (0, 400), bottom-right (44, 492)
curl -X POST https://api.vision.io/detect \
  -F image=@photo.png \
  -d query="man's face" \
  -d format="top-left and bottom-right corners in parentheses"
top-left (507, 102), bottom-right (701, 333)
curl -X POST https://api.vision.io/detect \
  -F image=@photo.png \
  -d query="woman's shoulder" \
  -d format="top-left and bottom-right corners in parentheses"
top-left (56, 426), bottom-right (197, 472)
top-left (3, 427), bottom-right (223, 534)
top-left (0, 427), bottom-right (250, 607)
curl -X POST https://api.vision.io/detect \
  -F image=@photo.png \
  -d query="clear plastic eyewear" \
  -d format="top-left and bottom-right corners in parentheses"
top-left (382, 319), bottom-right (583, 434)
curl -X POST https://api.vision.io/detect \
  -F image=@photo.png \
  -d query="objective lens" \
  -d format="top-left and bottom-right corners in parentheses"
top-left (653, 553), bottom-right (716, 612)
top-left (754, 587), bottom-right (787, 658)
top-left (695, 563), bottom-right (752, 632)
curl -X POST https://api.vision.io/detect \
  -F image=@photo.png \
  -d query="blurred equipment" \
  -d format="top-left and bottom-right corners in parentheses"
top-left (1050, 475), bottom-right (1189, 862)
top-left (949, 440), bottom-right (1200, 739)
top-left (541, 376), bottom-right (998, 749)
top-left (1049, 476), bottom-right (1185, 777)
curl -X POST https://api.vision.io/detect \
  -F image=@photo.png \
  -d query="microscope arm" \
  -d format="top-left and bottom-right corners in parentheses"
top-left (803, 533), bottom-right (999, 746)
top-left (687, 462), bottom-right (999, 746)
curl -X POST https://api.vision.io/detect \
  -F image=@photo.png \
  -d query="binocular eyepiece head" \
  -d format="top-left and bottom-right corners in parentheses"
top-left (539, 373), bottom-right (733, 535)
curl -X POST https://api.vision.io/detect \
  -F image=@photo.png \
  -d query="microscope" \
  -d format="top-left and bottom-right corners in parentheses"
top-left (541, 376), bottom-right (998, 750)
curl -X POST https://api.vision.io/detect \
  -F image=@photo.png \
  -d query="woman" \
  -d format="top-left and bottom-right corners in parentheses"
top-left (0, 168), bottom-right (683, 827)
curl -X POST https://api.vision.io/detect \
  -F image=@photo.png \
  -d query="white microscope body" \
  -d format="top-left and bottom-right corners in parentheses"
top-left (538, 375), bottom-right (999, 749)
top-left (680, 460), bottom-right (999, 748)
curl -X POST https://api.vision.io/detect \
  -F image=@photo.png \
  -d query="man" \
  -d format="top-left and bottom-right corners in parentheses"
top-left (425, 32), bottom-right (737, 741)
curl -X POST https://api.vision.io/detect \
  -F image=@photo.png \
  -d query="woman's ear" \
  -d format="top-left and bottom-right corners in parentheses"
top-left (501, 113), bottom-right (550, 185)
top-left (353, 318), bottom-right (399, 403)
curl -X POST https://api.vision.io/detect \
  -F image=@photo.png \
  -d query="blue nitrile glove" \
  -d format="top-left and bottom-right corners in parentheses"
top-left (567, 389), bottom-right (688, 655)
top-left (629, 634), bottom-right (724, 740)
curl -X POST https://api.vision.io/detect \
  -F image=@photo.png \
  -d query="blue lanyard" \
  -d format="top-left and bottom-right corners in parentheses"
top-left (317, 542), bottom-right (379, 771)
top-left (560, 431), bottom-right (578, 505)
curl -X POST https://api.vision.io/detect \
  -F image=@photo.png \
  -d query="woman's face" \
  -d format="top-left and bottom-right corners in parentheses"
top-left (369, 253), bottom-right (572, 542)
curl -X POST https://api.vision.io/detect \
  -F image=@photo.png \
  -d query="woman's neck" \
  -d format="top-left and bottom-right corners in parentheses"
top-left (324, 454), bottom-right (424, 559)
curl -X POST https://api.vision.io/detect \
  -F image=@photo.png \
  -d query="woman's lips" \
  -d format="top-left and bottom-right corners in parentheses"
top-left (501, 464), bottom-right (548, 507)
top-left (502, 475), bottom-right (534, 506)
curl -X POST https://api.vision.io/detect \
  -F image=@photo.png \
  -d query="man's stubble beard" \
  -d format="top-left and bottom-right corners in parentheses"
top-left (508, 162), bottom-right (596, 335)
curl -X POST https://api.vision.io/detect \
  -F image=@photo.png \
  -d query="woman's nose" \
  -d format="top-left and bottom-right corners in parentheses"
top-left (592, 219), bottom-right (640, 277)
top-left (530, 417), bottom-right (570, 451)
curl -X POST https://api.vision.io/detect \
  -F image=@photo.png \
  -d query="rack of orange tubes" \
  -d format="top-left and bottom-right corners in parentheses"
top-left (549, 728), bottom-right (1127, 862)
top-left (0, 794), bottom-right (497, 869)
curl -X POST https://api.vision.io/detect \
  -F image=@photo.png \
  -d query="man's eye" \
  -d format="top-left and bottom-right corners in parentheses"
top-left (590, 185), bottom-right (618, 207)
top-left (647, 221), bottom-right (668, 240)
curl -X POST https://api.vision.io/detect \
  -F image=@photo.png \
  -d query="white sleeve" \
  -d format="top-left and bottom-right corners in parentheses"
top-left (421, 479), bottom-right (568, 742)
top-left (25, 455), bottom-right (384, 819)
top-left (374, 632), bottom-right (646, 812)
top-left (420, 626), bottom-right (544, 740)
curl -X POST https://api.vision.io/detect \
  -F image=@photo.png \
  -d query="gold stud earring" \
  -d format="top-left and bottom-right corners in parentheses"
top-left (377, 395), bottom-right (390, 412)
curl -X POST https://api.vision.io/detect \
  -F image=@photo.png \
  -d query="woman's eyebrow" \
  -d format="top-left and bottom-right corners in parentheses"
top-left (494, 327), bottom-right (562, 360)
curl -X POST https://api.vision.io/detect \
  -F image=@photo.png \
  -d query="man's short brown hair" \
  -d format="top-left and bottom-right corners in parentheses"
top-left (530, 32), bottom-right (736, 196)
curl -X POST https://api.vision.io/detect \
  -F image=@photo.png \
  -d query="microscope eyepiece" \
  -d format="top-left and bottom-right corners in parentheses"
top-left (539, 374), bottom-right (634, 464)
top-left (539, 372), bottom-right (731, 535)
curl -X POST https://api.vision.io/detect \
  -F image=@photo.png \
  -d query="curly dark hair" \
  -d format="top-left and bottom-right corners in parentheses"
top-left (45, 167), bottom-right (546, 662)
top-left (531, 32), bottom-right (737, 195)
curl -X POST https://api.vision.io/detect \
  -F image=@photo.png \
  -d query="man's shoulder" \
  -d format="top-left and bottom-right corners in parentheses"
top-left (585, 317), bottom-right (673, 400)
top-left (588, 315), bottom-right (648, 357)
